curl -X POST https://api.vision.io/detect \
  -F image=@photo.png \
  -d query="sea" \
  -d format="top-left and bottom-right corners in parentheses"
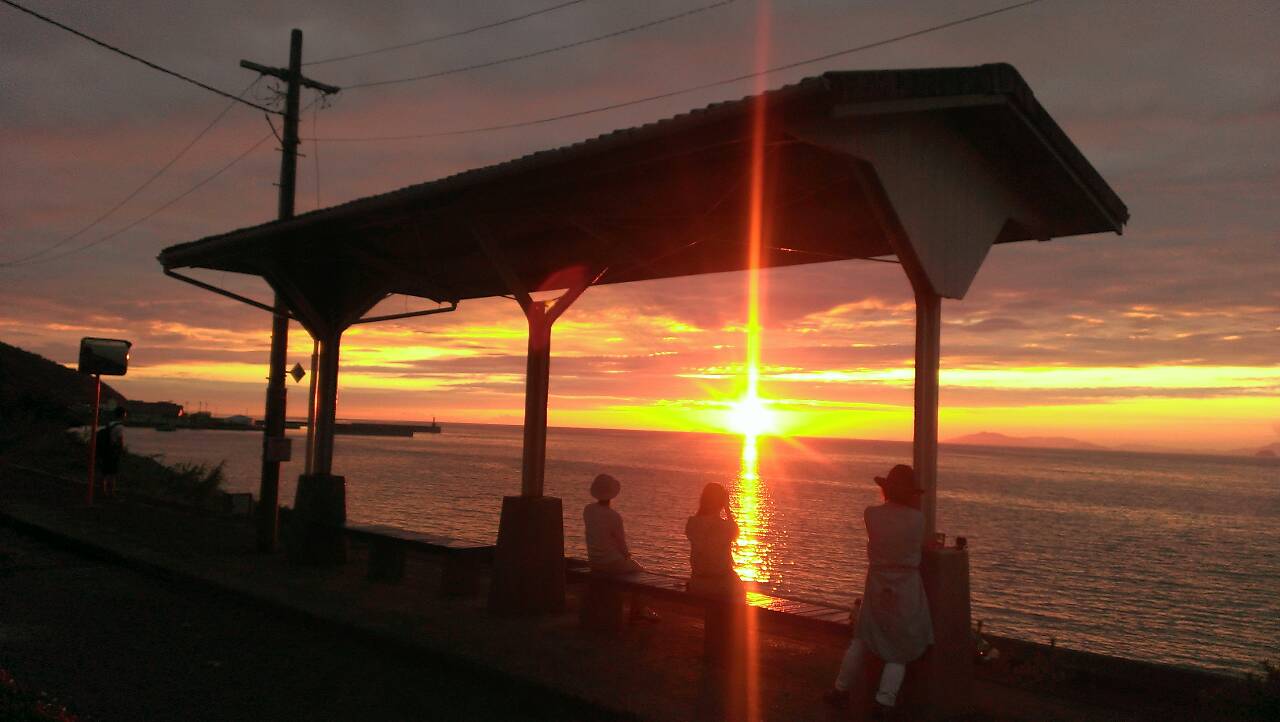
top-left (126, 423), bottom-right (1279, 676)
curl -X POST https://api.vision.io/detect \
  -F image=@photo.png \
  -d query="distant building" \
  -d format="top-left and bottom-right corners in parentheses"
top-left (125, 400), bottom-right (184, 423)
top-left (225, 414), bottom-right (253, 427)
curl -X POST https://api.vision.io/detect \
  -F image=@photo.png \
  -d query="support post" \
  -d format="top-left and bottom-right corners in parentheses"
top-left (289, 329), bottom-right (346, 565)
top-left (474, 226), bottom-right (602, 613)
top-left (520, 303), bottom-right (553, 497)
top-left (912, 288), bottom-right (941, 538)
top-left (311, 331), bottom-right (341, 476)
top-left (243, 29), bottom-right (340, 554)
top-left (86, 374), bottom-right (101, 505)
top-left (909, 287), bottom-right (974, 718)
top-left (304, 337), bottom-right (318, 475)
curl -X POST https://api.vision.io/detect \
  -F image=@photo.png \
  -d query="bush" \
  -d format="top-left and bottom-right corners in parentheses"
top-left (1, 420), bottom-right (225, 504)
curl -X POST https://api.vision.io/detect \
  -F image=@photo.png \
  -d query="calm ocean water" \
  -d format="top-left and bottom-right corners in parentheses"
top-left (128, 423), bottom-right (1279, 676)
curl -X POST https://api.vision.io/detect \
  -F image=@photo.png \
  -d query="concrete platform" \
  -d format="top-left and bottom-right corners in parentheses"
top-left (0, 467), bottom-right (1251, 721)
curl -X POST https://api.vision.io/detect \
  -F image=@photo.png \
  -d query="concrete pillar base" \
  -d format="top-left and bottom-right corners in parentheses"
top-left (908, 546), bottom-right (973, 719)
top-left (488, 495), bottom-right (565, 615)
top-left (287, 473), bottom-right (347, 565)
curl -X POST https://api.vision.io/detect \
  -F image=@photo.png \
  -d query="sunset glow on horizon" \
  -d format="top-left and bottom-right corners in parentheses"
top-left (2, 2), bottom-right (1275, 456)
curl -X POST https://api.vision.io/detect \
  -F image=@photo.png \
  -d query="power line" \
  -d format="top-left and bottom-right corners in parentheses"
top-left (0, 0), bottom-right (280, 114)
top-left (7, 95), bottom-right (324, 269)
top-left (1, 78), bottom-right (262, 267)
top-left (344, 0), bottom-right (737, 90)
top-left (316, 0), bottom-right (1042, 141)
top-left (305, 0), bottom-right (591, 67)
top-left (3, 132), bottom-right (274, 269)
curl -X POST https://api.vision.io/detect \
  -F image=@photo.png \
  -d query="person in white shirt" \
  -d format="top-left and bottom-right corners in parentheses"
top-left (583, 473), bottom-right (643, 575)
top-left (824, 464), bottom-right (935, 715)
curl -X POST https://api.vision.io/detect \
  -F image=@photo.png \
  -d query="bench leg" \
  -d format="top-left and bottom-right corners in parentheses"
top-left (440, 556), bottom-right (480, 597)
top-left (579, 578), bottom-right (626, 634)
top-left (366, 541), bottom-right (406, 582)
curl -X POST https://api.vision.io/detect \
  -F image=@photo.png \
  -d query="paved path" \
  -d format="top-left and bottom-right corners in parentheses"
top-left (0, 526), bottom-right (618, 721)
top-left (0, 470), bottom-right (1244, 721)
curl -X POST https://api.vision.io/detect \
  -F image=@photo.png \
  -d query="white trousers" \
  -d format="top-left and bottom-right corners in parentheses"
top-left (834, 639), bottom-right (907, 707)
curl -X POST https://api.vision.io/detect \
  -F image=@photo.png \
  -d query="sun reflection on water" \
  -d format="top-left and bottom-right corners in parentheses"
top-left (731, 433), bottom-right (773, 583)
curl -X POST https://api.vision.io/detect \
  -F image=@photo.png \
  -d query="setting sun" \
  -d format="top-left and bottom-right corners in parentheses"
top-left (728, 395), bottom-right (777, 437)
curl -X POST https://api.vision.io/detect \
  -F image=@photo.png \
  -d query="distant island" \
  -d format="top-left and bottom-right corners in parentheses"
top-left (945, 431), bottom-right (1109, 451)
top-left (949, 431), bottom-right (1280, 458)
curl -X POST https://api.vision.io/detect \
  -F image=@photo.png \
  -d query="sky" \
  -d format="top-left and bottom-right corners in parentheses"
top-left (1, 0), bottom-right (1277, 453)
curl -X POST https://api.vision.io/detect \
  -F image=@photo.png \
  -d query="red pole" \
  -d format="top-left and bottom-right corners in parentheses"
top-left (86, 374), bottom-right (101, 504)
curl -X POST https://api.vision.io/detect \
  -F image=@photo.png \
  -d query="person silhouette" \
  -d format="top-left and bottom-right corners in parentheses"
top-left (825, 464), bottom-right (934, 715)
top-left (583, 474), bottom-right (643, 575)
top-left (96, 406), bottom-right (127, 498)
top-left (684, 482), bottom-right (744, 597)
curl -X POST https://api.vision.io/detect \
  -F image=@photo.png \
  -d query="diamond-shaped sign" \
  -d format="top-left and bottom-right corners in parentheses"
top-left (289, 363), bottom-right (306, 383)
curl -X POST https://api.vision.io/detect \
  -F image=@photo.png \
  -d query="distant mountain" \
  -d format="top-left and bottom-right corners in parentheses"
top-left (945, 431), bottom-right (1108, 451)
top-left (1226, 441), bottom-right (1280, 458)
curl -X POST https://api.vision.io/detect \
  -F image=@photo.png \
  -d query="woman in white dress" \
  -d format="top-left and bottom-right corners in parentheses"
top-left (825, 464), bottom-right (934, 716)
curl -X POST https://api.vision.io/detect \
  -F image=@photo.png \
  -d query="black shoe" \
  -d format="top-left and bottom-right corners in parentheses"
top-left (822, 688), bottom-right (849, 708)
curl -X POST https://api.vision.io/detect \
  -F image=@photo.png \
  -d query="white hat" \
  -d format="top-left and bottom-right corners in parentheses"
top-left (590, 473), bottom-right (620, 501)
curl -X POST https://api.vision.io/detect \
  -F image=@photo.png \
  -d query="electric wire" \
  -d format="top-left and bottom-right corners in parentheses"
top-left (343, 0), bottom-right (736, 90)
top-left (317, 0), bottom-right (1041, 141)
top-left (305, 0), bottom-right (591, 67)
top-left (0, 0), bottom-right (280, 115)
top-left (10, 95), bottom-right (322, 267)
top-left (0, 77), bottom-right (263, 267)
top-left (7, 132), bottom-right (275, 268)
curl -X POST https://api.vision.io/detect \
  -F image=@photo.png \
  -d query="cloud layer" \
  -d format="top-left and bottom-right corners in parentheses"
top-left (2, 0), bottom-right (1277, 451)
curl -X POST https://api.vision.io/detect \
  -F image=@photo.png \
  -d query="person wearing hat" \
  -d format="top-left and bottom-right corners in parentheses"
top-left (825, 464), bottom-right (935, 716)
top-left (583, 473), bottom-right (644, 575)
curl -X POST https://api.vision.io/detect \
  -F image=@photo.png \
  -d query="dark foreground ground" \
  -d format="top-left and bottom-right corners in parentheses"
top-left (0, 526), bottom-right (614, 722)
top-left (1, 466), bottom-right (1271, 722)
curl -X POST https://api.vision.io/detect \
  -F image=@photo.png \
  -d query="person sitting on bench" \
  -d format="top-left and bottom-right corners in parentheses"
top-left (583, 473), bottom-right (658, 622)
top-left (684, 482), bottom-right (744, 597)
top-left (583, 473), bottom-right (644, 575)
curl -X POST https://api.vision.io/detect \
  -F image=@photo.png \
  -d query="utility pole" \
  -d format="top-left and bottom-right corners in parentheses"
top-left (241, 29), bottom-right (339, 553)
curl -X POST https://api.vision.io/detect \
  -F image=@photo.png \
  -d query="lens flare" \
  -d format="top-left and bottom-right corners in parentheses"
top-left (728, 395), bottom-right (777, 437)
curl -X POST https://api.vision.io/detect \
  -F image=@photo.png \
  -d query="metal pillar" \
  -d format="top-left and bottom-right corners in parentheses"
top-left (310, 331), bottom-right (341, 476)
top-left (474, 227), bottom-right (603, 613)
top-left (287, 328), bottom-right (346, 565)
top-left (304, 338), bottom-right (318, 475)
top-left (520, 303), bottom-right (553, 497)
top-left (912, 289), bottom-right (942, 538)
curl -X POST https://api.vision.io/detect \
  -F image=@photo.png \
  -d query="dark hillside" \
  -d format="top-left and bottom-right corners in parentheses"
top-left (0, 340), bottom-right (126, 425)
top-left (1, 339), bottom-right (129, 463)
top-left (1, 340), bottom-right (224, 500)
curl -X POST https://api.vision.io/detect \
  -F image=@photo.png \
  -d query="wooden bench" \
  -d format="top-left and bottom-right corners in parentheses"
top-left (345, 523), bottom-right (494, 597)
top-left (566, 560), bottom-right (853, 662)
